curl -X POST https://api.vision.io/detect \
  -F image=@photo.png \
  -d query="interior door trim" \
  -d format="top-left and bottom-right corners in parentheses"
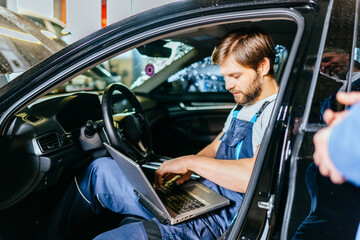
top-left (179, 102), bottom-right (235, 111)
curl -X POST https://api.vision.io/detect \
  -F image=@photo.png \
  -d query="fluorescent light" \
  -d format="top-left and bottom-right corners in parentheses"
top-left (41, 29), bottom-right (58, 39)
top-left (0, 26), bottom-right (40, 44)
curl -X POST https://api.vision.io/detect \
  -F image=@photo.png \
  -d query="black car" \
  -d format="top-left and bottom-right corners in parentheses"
top-left (0, 0), bottom-right (359, 239)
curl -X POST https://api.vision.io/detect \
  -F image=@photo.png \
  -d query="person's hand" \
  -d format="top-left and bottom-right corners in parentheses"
top-left (322, 108), bottom-right (349, 126)
top-left (313, 126), bottom-right (345, 184)
top-left (337, 91), bottom-right (360, 105)
top-left (313, 91), bottom-right (360, 184)
top-left (154, 156), bottom-right (193, 189)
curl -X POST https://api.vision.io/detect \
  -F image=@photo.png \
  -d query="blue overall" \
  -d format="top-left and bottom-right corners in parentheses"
top-left (71, 102), bottom-right (269, 240)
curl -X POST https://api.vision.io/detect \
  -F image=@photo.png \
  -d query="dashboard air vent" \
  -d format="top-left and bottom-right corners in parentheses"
top-left (37, 133), bottom-right (61, 153)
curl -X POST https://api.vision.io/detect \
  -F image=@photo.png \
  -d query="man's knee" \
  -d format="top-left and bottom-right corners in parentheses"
top-left (88, 157), bottom-right (117, 174)
top-left (75, 157), bottom-right (119, 199)
top-left (80, 157), bottom-right (118, 182)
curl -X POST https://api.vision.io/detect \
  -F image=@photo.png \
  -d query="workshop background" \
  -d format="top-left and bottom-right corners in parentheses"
top-left (0, 0), bottom-right (176, 42)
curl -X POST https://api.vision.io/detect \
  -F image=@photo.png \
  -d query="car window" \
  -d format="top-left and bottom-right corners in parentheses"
top-left (53, 41), bottom-right (194, 93)
top-left (164, 44), bottom-right (288, 94)
top-left (51, 65), bottom-right (117, 93)
top-left (350, 28), bottom-right (360, 93)
top-left (307, 0), bottom-right (357, 124)
top-left (53, 33), bottom-right (289, 95)
top-left (129, 41), bottom-right (194, 88)
top-left (166, 56), bottom-right (226, 93)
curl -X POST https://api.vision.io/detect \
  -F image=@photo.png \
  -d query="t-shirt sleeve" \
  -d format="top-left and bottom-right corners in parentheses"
top-left (329, 102), bottom-right (360, 187)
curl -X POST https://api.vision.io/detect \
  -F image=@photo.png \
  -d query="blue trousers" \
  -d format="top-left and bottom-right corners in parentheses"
top-left (76, 157), bottom-right (243, 240)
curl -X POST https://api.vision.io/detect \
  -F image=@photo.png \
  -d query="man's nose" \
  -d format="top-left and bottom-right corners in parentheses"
top-left (225, 77), bottom-right (235, 90)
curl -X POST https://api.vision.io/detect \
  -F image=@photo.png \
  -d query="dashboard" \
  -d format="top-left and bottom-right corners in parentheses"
top-left (0, 92), bottom-right (130, 209)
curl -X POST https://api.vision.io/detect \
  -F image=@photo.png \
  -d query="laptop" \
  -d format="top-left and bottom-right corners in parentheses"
top-left (104, 142), bottom-right (230, 225)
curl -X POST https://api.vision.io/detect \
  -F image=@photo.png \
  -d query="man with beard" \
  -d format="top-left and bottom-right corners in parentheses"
top-left (320, 47), bottom-right (360, 81)
top-left (320, 48), bottom-right (360, 116)
top-left (42, 28), bottom-right (279, 240)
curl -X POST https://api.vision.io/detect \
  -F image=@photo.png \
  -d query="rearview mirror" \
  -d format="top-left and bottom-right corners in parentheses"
top-left (137, 40), bottom-right (172, 58)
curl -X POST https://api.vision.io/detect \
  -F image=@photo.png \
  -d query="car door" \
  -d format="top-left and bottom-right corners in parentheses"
top-left (281, 0), bottom-right (360, 239)
top-left (224, 0), bottom-right (331, 239)
top-left (231, 0), bottom-right (360, 239)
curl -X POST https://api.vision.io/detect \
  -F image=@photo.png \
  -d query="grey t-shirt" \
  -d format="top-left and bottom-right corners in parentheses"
top-left (222, 94), bottom-right (277, 154)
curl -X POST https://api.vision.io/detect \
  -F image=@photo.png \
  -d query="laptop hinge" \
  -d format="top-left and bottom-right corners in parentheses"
top-left (257, 194), bottom-right (275, 218)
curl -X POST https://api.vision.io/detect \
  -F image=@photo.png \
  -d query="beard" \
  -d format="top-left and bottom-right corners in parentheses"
top-left (232, 73), bottom-right (262, 105)
top-left (323, 63), bottom-right (348, 79)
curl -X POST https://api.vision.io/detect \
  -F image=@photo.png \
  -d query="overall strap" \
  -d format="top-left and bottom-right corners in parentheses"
top-left (250, 101), bottom-right (271, 123)
top-left (234, 101), bottom-right (271, 160)
top-left (232, 104), bottom-right (242, 118)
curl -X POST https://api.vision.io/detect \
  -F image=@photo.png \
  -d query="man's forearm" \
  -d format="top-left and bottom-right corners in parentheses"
top-left (186, 154), bottom-right (256, 193)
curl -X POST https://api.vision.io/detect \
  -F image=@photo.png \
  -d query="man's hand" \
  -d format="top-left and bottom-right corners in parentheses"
top-left (154, 156), bottom-right (193, 189)
top-left (313, 91), bottom-right (360, 184)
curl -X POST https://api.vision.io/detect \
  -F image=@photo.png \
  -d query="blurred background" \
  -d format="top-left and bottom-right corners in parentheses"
top-left (0, 0), bottom-right (180, 87)
top-left (0, 0), bottom-right (177, 43)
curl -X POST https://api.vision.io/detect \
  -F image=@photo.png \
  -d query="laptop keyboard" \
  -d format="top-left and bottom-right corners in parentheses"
top-left (156, 176), bottom-right (205, 214)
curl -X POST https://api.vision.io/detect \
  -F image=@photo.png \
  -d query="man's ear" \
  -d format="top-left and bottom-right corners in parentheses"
top-left (258, 58), bottom-right (271, 76)
top-left (344, 52), bottom-right (350, 60)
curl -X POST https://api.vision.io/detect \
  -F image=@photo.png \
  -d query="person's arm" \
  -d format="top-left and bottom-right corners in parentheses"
top-left (328, 103), bottom-right (360, 187)
top-left (154, 131), bottom-right (223, 188)
top-left (155, 129), bottom-right (259, 193)
top-left (313, 91), bottom-right (360, 186)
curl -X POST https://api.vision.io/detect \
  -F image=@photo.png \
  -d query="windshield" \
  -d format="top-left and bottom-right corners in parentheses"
top-left (49, 40), bottom-right (194, 93)
top-left (49, 40), bottom-right (289, 94)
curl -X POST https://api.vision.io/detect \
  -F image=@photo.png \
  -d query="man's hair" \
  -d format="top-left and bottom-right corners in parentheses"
top-left (323, 47), bottom-right (347, 55)
top-left (212, 28), bottom-right (275, 77)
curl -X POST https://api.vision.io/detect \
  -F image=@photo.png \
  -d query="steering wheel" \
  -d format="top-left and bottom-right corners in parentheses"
top-left (102, 83), bottom-right (152, 164)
